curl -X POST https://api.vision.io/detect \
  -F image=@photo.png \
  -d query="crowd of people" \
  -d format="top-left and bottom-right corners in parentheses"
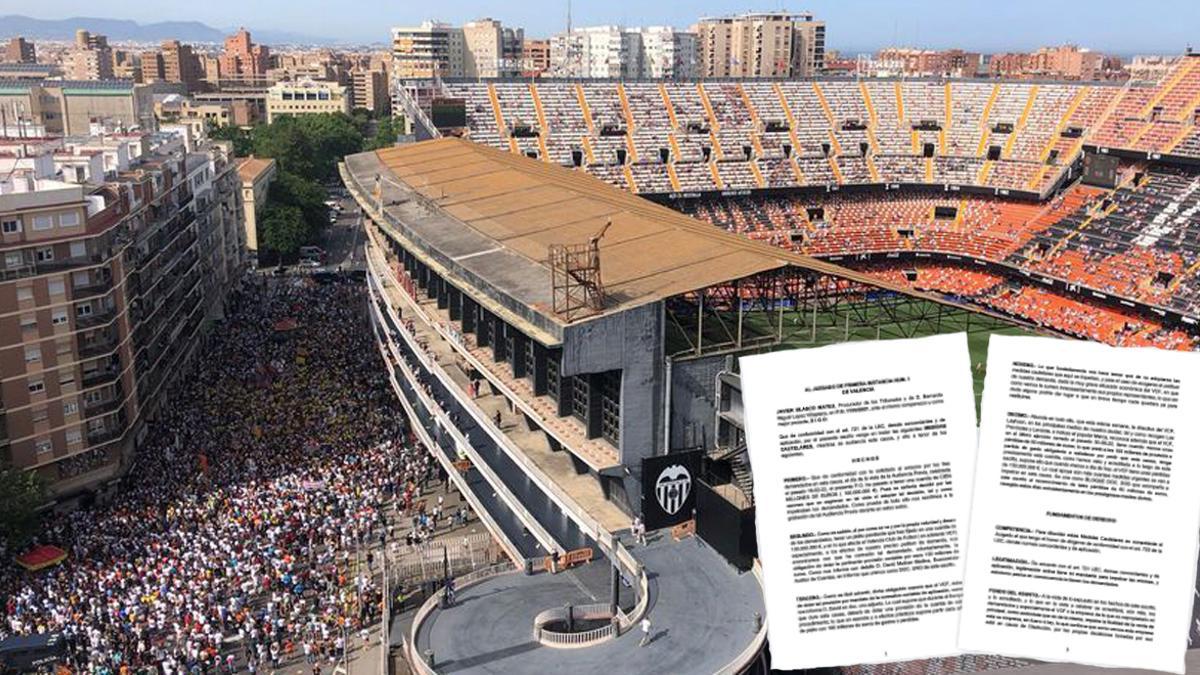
top-left (1, 275), bottom-right (448, 674)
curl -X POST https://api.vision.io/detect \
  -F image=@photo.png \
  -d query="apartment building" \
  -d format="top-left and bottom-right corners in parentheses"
top-left (0, 133), bottom-right (245, 497)
top-left (219, 29), bottom-right (271, 84)
top-left (5, 37), bottom-right (36, 64)
top-left (639, 26), bottom-right (697, 79)
top-left (989, 44), bottom-right (1123, 81)
top-left (550, 26), bottom-right (642, 79)
top-left (521, 39), bottom-right (551, 77)
top-left (695, 12), bottom-right (825, 78)
top-left (236, 157), bottom-right (277, 260)
top-left (462, 18), bottom-right (524, 78)
top-left (0, 80), bottom-right (156, 136)
top-left (391, 22), bottom-right (466, 79)
top-left (265, 79), bottom-right (352, 122)
top-left (64, 30), bottom-right (115, 81)
top-left (351, 68), bottom-right (390, 116)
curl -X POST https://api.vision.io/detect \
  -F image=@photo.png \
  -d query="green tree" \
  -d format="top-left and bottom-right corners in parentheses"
top-left (259, 204), bottom-right (309, 256)
top-left (365, 115), bottom-right (405, 151)
top-left (253, 117), bottom-right (317, 180)
top-left (0, 466), bottom-right (46, 549)
top-left (210, 125), bottom-right (255, 157)
top-left (270, 171), bottom-right (328, 234)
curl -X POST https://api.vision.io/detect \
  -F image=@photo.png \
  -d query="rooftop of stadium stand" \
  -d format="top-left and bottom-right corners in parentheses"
top-left (344, 137), bottom-right (974, 340)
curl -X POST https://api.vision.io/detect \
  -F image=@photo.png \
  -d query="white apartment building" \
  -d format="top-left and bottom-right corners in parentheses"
top-left (639, 26), bottom-right (697, 79)
top-left (550, 25), bottom-right (698, 79)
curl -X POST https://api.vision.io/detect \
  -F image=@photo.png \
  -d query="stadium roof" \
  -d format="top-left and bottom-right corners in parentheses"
top-left (349, 137), bottom-right (972, 338)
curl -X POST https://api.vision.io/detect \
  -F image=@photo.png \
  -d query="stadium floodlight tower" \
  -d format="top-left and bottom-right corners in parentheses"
top-left (549, 218), bottom-right (610, 320)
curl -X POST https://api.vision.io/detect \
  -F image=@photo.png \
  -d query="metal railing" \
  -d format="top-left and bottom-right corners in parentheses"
top-left (406, 562), bottom-right (516, 675)
top-left (367, 274), bottom-right (560, 556)
top-left (533, 602), bottom-right (618, 648)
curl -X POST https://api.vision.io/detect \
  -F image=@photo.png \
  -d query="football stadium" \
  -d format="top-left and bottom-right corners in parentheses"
top-left (340, 49), bottom-right (1200, 674)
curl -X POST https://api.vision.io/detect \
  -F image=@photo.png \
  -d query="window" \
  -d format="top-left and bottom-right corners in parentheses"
top-left (24, 345), bottom-right (40, 363)
top-left (73, 271), bottom-right (89, 287)
top-left (69, 241), bottom-right (86, 258)
top-left (56, 339), bottom-right (71, 355)
top-left (20, 315), bottom-right (36, 330)
top-left (32, 215), bottom-right (53, 231)
top-left (6, 251), bottom-right (23, 267)
top-left (66, 428), bottom-right (82, 444)
top-left (28, 380), bottom-right (45, 394)
top-left (76, 303), bottom-right (93, 317)
top-left (64, 400), bottom-right (79, 416)
top-left (84, 390), bottom-right (104, 404)
top-left (36, 247), bottom-right (53, 262)
top-left (52, 309), bottom-right (68, 325)
top-left (59, 370), bottom-right (75, 386)
top-left (35, 438), bottom-right (52, 455)
top-left (48, 279), bottom-right (64, 296)
top-left (17, 286), bottom-right (32, 301)
top-left (59, 211), bottom-right (80, 227)
top-left (2, 218), bottom-right (19, 234)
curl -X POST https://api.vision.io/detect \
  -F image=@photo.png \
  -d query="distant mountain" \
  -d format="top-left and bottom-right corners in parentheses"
top-left (0, 15), bottom-right (332, 45)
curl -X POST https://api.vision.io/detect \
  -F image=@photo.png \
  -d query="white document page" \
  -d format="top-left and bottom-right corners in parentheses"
top-left (740, 333), bottom-right (978, 669)
top-left (959, 335), bottom-right (1200, 674)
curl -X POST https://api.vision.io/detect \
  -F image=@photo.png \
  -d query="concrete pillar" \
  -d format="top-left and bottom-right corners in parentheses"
top-left (532, 342), bottom-right (548, 396)
top-left (491, 316), bottom-right (506, 364)
top-left (461, 296), bottom-right (476, 334)
top-left (586, 373), bottom-right (603, 440)
top-left (448, 287), bottom-right (462, 321)
top-left (511, 332), bottom-right (528, 379)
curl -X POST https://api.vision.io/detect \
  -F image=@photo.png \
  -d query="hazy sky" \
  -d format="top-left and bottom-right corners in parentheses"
top-left (7, 0), bottom-right (1198, 54)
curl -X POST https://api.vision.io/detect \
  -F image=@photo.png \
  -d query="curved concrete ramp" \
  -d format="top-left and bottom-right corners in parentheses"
top-left (415, 536), bottom-right (765, 674)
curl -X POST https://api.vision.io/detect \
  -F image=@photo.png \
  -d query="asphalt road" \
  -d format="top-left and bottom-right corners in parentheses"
top-left (319, 190), bottom-right (365, 272)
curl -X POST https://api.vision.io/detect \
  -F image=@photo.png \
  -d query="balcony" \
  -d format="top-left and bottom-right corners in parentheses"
top-left (72, 277), bottom-right (115, 300)
top-left (74, 307), bottom-right (118, 330)
top-left (77, 336), bottom-right (119, 359)
top-left (84, 395), bottom-right (124, 418)
top-left (81, 367), bottom-right (122, 388)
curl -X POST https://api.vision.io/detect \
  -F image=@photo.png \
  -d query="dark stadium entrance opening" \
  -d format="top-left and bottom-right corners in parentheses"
top-left (765, 119), bottom-right (788, 133)
top-left (934, 205), bottom-right (958, 220)
top-left (782, 143), bottom-right (792, 158)
top-left (616, 148), bottom-right (627, 165)
top-left (511, 123), bottom-right (539, 138)
top-left (859, 141), bottom-right (870, 157)
top-left (821, 143), bottom-right (832, 157)
top-left (806, 206), bottom-right (824, 221)
top-left (1062, 126), bottom-right (1084, 138)
top-left (789, 232), bottom-right (804, 244)
top-left (572, 149), bottom-right (583, 167)
top-left (742, 145), bottom-right (753, 160)
top-left (686, 121), bottom-right (709, 134)
top-left (659, 147), bottom-right (670, 163)
top-left (1046, 149), bottom-right (1059, 165)
top-left (1155, 271), bottom-right (1175, 288)
top-left (897, 228), bottom-right (915, 239)
top-left (599, 124), bottom-right (626, 136)
top-left (992, 121), bottom-right (1014, 134)
top-left (525, 150), bottom-right (539, 160)
top-left (702, 146), bottom-right (712, 161)
top-left (923, 143), bottom-right (935, 158)
top-left (914, 119), bottom-right (940, 131)
top-left (904, 268), bottom-right (919, 282)
top-left (842, 119), bottom-right (867, 132)
top-left (987, 145), bottom-right (1002, 161)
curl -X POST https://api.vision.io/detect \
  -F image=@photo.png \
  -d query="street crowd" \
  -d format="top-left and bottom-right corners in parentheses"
top-left (1, 276), bottom-right (446, 674)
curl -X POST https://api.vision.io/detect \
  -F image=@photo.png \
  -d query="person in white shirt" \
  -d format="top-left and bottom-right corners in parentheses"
top-left (639, 617), bottom-right (652, 647)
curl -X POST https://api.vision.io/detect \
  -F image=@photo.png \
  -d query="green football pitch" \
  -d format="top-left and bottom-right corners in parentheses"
top-left (706, 299), bottom-right (1037, 417)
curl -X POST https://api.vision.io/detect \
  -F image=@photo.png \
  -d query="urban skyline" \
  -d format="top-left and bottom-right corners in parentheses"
top-left (6, 0), bottom-right (1199, 54)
